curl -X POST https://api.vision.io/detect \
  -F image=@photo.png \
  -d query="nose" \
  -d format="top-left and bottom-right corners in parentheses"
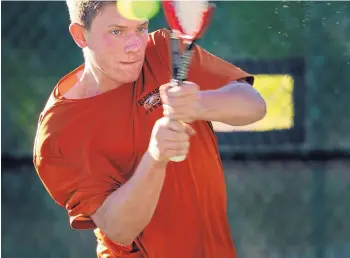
top-left (124, 33), bottom-right (141, 54)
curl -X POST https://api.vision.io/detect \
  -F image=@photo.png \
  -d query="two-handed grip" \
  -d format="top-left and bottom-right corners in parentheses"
top-left (167, 80), bottom-right (187, 163)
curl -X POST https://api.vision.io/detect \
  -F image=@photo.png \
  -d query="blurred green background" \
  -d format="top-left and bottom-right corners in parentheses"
top-left (2, 1), bottom-right (350, 258)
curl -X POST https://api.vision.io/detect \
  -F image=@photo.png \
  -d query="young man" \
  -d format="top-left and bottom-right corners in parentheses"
top-left (33, 1), bottom-right (266, 257)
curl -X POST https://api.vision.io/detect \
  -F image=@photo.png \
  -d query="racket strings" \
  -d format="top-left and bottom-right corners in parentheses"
top-left (170, 33), bottom-right (197, 83)
top-left (174, 1), bottom-right (209, 37)
top-left (165, 0), bottom-right (214, 83)
top-left (175, 42), bottom-right (196, 81)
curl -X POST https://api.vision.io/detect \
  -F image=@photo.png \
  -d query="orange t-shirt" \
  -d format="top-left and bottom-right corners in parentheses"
top-left (33, 29), bottom-right (253, 258)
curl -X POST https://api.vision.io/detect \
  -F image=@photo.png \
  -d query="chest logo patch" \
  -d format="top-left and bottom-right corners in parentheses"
top-left (138, 88), bottom-right (163, 115)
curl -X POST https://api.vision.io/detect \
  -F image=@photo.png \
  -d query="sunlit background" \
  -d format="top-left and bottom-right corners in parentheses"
top-left (2, 1), bottom-right (350, 258)
top-left (213, 74), bottom-right (294, 132)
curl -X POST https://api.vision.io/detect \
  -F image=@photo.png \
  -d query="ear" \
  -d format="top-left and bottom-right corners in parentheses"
top-left (69, 23), bottom-right (87, 49)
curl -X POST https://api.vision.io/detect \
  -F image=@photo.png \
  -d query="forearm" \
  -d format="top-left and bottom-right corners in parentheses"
top-left (91, 152), bottom-right (167, 246)
top-left (198, 81), bottom-right (266, 126)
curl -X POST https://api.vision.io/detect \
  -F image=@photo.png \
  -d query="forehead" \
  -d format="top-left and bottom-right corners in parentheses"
top-left (92, 3), bottom-right (148, 28)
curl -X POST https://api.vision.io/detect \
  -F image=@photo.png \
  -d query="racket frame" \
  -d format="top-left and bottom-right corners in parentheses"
top-left (163, 1), bottom-right (215, 162)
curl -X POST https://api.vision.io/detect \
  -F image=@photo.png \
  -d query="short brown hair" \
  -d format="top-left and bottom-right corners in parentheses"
top-left (66, 0), bottom-right (115, 30)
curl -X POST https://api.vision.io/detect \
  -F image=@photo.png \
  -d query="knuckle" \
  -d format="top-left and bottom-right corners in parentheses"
top-left (159, 83), bottom-right (169, 92)
top-left (169, 85), bottom-right (180, 93)
top-left (184, 81), bottom-right (199, 90)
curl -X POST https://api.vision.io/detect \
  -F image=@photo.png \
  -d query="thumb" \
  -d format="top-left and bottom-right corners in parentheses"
top-left (184, 123), bottom-right (196, 136)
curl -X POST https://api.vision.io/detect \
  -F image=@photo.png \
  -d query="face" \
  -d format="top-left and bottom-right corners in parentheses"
top-left (72, 3), bottom-right (149, 84)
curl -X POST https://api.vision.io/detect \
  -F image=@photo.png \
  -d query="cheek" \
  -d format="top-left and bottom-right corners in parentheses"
top-left (102, 34), bottom-right (115, 47)
top-left (102, 34), bottom-right (124, 54)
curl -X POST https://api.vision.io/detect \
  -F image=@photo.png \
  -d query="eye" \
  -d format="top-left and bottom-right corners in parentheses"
top-left (112, 29), bottom-right (121, 35)
top-left (137, 27), bottom-right (148, 33)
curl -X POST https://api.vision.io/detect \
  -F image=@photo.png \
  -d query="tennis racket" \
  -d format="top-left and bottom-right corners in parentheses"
top-left (162, 0), bottom-right (215, 162)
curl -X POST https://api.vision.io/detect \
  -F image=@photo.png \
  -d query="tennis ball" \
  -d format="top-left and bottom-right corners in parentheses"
top-left (117, 0), bottom-right (160, 20)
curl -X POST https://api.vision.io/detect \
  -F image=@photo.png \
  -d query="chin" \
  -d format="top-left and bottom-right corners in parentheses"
top-left (118, 67), bottom-right (143, 83)
top-left (122, 72), bottom-right (141, 83)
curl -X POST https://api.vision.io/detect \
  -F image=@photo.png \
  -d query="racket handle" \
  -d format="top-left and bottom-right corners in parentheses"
top-left (169, 120), bottom-right (187, 162)
top-left (167, 81), bottom-right (188, 162)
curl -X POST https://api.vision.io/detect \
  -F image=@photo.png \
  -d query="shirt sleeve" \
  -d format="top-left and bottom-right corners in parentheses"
top-left (187, 45), bottom-right (255, 91)
top-left (34, 153), bottom-right (123, 230)
top-left (151, 28), bottom-right (254, 91)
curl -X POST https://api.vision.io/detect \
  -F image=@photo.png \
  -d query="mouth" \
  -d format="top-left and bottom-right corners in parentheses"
top-left (120, 60), bottom-right (141, 65)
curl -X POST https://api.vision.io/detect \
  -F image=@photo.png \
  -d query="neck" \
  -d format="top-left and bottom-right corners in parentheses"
top-left (81, 61), bottom-right (123, 97)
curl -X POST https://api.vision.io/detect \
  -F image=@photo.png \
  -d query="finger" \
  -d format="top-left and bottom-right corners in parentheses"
top-left (163, 130), bottom-right (189, 142)
top-left (163, 105), bottom-right (188, 117)
top-left (163, 107), bottom-right (195, 124)
top-left (184, 124), bottom-right (196, 136)
top-left (167, 86), bottom-right (196, 98)
top-left (166, 120), bottom-right (186, 132)
top-left (165, 95), bottom-right (195, 107)
top-left (167, 82), bottom-right (199, 97)
top-left (183, 81), bottom-right (200, 92)
top-left (164, 141), bottom-right (190, 151)
top-left (166, 114), bottom-right (194, 124)
top-left (159, 83), bottom-right (172, 103)
top-left (164, 148), bottom-right (189, 159)
top-left (159, 83), bottom-right (172, 95)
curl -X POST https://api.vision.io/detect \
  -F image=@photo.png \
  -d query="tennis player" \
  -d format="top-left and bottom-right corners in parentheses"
top-left (34, 1), bottom-right (266, 257)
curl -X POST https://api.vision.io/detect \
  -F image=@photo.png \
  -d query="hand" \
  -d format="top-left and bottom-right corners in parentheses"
top-left (148, 117), bottom-right (196, 162)
top-left (160, 81), bottom-right (203, 123)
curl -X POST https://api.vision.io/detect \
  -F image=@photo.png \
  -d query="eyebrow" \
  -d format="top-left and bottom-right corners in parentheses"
top-left (108, 21), bottom-right (149, 29)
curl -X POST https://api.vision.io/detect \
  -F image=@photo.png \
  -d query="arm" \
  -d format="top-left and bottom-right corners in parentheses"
top-left (153, 29), bottom-right (265, 126)
top-left (35, 149), bottom-right (167, 247)
top-left (91, 152), bottom-right (167, 246)
top-left (198, 80), bottom-right (266, 126)
top-left (91, 117), bottom-right (192, 246)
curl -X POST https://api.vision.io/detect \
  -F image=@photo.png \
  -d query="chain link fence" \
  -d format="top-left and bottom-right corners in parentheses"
top-left (2, 1), bottom-right (350, 258)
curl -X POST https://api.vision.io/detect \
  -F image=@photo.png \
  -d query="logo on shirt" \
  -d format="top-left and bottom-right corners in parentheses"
top-left (138, 88), bottom-right (162, 115)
